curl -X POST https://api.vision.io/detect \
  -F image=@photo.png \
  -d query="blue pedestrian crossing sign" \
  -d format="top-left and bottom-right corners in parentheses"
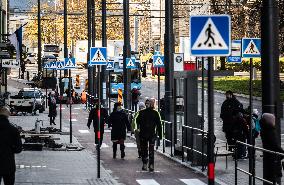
top-left (64, 58), bottom-right (76, 69)
top-left (90, 47), bottom-right (107, 65)
top-left (43, 63), bottom-right (50, 69)
top-left (126, 58), bottom-right (137, 69)
top-left (242, 38), bottom-right (261, 58)
top-left (190, 15), bottom-right (231, 56)
top-left (56, 61), bottom-right (65, 70)
top-left (106, 61), bottom-right (114, 70)
top-left (153, 55), bottom-right (164, 68)
top-left (49, 61), bottom-right (57, 69)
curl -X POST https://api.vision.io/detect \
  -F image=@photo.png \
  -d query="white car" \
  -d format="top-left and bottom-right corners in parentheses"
top-left (25, 53), bottom-right (36, 64)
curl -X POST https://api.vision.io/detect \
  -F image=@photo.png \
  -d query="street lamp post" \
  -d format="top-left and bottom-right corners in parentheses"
top-left (87, 0), bottom-right (94, 96)
top-left (37, 0), bottom-right (42, 74)
top-left (164, 0), bottom-right (174, 142)
top-left (123, 0), bottom-right (131, 109)
top-left (101, 0), bottom-right (107, 106)
top-left (64, 0), bottom-right (68, 76)
top-left (261, 0), bottom-right (281, 184)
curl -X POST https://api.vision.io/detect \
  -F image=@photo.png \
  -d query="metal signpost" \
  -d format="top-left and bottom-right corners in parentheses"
top-left (89, 47), bottom-right (107, 178)
top-left (153, 54), bottom-right (164, 110)
top-left (106, 61), bottom-right (114, 114)
top-left (190, 15), bottom-right (231, 185)
top-left (242, 38), bottom-right (261, 185)
top-left (64, 57), bottom-right (76, 143)
top-left (56, 61), bottom-right (66, 132)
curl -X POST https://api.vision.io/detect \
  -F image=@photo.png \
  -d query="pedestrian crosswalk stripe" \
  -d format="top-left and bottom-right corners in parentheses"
top-left (95, 143), bottom-right (109, 148)
top-left (71, 119), bottom-right (77, 122)
top-left (180, 179), bottom-right (206, 185)
top-left (124, 143), bottom-right (137, 148)
top-left (136, 179), bottom-right (160, 185)
top-left (78, 130), bottom-right (90, 134)
top-left (104, 130), bottom-right (111, 133)
top-left (74, 107), bottom-right (81, 110)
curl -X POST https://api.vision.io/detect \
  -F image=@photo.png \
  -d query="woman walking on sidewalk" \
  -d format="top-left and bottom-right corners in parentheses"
top-left (108, 102), bottom-right (131, 159)
top-left (48, 91), bottom-right (57, 126)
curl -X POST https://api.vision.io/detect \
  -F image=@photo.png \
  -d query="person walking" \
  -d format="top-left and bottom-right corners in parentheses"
top-left (131, 88), bottom-right (141, 112)
top-left (87, 101), bottom-right (109, 148)
top-left (48, 91), bottom-right (57, 126)
top-left (132, 102), bottom-right (146, 158)
top-left (108, 102), bottom-right (131, 159)
top-left (220, 90), bottom-right (243, 151)
top-left (0, 106), bottom-right (22, 185)
top-left (260, 113), bottom-right (284, 184)
top-left (81, 89), bottom-right (87, 104)
top-left (136, 99), bottom-right (162, 172)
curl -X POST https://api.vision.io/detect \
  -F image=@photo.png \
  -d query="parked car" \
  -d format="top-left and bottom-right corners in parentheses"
top-left (8, 88), bottom-right (46, 113)
top-left (25, 53), bottom-right (36, 64)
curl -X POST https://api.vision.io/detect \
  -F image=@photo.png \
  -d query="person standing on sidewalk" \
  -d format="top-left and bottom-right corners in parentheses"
top-left (108, 102), bottom-right (131, 159)
top-left (131, 102), bottom-right (146, 158)
top-left (136, 99), bottom-right (162, 172)
top-left (260, 113), bottom-right (284, 184)
top-left (131, 88), bottom-right (141, 112)
top-left (87, 101), bottom-right (109, 148)
top-left (220, 90), bottom-right (243, 151)
top-left (0, 106), bottom-right (22, 185)
top-left (48, 91), bottom-right (57, 126)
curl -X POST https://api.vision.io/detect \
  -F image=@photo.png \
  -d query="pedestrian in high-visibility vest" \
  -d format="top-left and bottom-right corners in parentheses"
top-left (132, 102), bottom-right (146, 158)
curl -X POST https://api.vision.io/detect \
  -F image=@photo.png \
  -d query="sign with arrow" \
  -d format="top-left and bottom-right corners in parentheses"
top-left (153, 55), bottom-right (164, 68)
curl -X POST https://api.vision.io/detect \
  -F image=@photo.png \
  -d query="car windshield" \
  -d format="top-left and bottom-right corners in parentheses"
top-left (19, 91), bottom-right (41, 98)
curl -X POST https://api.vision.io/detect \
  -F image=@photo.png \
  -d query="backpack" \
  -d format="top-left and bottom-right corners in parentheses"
top-left (252, 117), bottom-right (261, 138)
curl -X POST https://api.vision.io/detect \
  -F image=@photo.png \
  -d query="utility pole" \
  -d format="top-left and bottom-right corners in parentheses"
top-left (37, 0), bottom-right (42, 74)
top-left (91, 0), bottom-right (97, 97)
top-left (261, 0), bottom-right (281, 184)
top-left (101, 0), bottom-right (107, 105)
top-left (164, 0), bottom-right (174, 135)
top-left (87, 0), bottom-right (94, 96)
top-left (123, 0), bottom-right (131, 109)
top-left (64, 0), bottom-right (68, 76)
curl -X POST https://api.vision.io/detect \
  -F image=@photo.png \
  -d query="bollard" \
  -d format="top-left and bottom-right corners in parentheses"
top-left (118, 88), bottom-right (123, 104)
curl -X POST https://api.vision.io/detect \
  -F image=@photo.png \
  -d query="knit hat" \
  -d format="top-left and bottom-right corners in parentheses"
top-left (138, 102), bottom-right (146, 110)
top-left (0, 106), bottom-right (11, 118)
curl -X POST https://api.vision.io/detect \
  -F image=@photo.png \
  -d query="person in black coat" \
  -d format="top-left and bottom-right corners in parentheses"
top-left (260, 113), bottom-right (284, 185)
top-left (108, 102), bottom-right (131, 159)
top-left (220, 90), bottom-right (243, 151)
top-left (87, 103), bottom-right (109, 148)
top-left (48, 91), bottom-right (57, 125)
top-left (0, 106), bottom-right (22, 185)
top-left (136, 99), bottom-right (162, 172)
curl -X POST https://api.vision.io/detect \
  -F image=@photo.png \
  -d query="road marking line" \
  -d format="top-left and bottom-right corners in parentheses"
top-left (74, 107), bottom-right (81, 110)
top-left (180, 179), bottom-right (206, 185)
top-left (72, 113), bottom-right (79, 115)
top-left (71, 119), bottom-right (78, 122)
top-left (125, 143), bottom-right (137, 147)
top-left (78, 130), bottom-right (90, 134)
top-left (136, 179), bottom-right (160, 185)
top-left (94, 143), bottom-right (109, 148)
top-left (60, 108), bottom-right (66, 110)
top-left (104, 130), bottom-right (111, 133)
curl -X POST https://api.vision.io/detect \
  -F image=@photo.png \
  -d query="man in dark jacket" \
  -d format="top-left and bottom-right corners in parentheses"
top-left (220, 91), bottom-right (243, 151)
top-left (260, 113), bottom-right (284, 185)
top-left (108, 102), bottom-right (131, 159)
top-left (136, 99), bottom-right (162, 172)
top-left (87, 102), bottom-right (109, 148)
top-left (0, 106), bottom-right (22, 185)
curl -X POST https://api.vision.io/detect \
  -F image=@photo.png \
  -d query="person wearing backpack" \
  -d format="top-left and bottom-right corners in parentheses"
top-left (136, 99), bottom-right (162, 172)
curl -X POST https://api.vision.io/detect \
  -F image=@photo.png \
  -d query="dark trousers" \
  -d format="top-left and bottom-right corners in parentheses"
top-left (140, 137), bottom-right (156, 165)
top-left (0, 173), bottom-right (15, 185)
top-left (225, 131), bottom-right (235, 151)
top-left (113, 140), bottom-right (125, 153)
top-left (50, 116), bottom-right (55, 125)
top-left (132, 102), bottom-right (138, 112)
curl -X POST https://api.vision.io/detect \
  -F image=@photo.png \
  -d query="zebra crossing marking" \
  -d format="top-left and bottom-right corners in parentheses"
top-left (180, 179), bottom-right (206, 185)
top-left (136, 179), bottom-right (160, 185)
top-left (78, 130), bottom-right (90, 134)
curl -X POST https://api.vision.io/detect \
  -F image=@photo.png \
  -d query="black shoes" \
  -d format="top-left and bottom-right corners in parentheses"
top-left (142, 163), bottom-right (147, 171)
top-left (121, 151), bottom-right (125, 159)
top-left (113, 152), bottom-right (116, 159)
top-left (149, 164), bottom-right (154, 172)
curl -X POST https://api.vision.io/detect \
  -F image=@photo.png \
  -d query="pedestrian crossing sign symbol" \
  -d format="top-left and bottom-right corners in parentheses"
top-left (126, 58), bottom-right (137, 69)
top-left (106, 61), bottom-right (114, 70)
top-left (153, 55), bottom-right (164, 68)
top-left (44, 63), bottom-right (50, 69)
top-left (56, 61), bottom-right (65, 70)
top-left (64, 58), bottom-right (76, 69)
top-left (90, 47), bottom-right (107, 65)
top-left (49, 61), bottom-right (57, 69)
top-left (190, 15), bottom-right (231, 56)
top-left (242, 38), bottom-right (261, 58)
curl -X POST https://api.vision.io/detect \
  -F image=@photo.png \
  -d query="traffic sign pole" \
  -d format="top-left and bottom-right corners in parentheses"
top-left (97, 66), bottom-right (101, 178)
top-left (69, 69), bottom-right (72, 143)
top-left (59, 69), bottom-right (62, 132)
top-left (207, 57), bottom-right (215, 185)
top-left (158, 68), bottom-right (161, 110)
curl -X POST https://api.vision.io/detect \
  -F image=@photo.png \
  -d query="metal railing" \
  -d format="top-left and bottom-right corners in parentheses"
top-left (181, 125), bottom-right (207, 171)
top-left (235, 141), bottom-right (284, 185)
